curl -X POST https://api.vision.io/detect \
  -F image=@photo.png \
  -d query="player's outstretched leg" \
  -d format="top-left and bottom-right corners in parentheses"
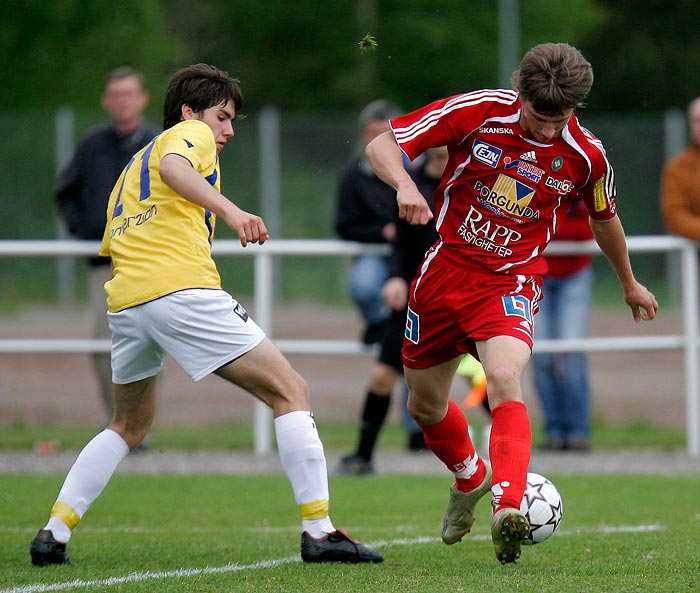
top-left (490, 507), bottom-right (530, 564)
top-left (301, 529), bottom-right (383, 563)
top-left (29, 428), bottom-right (130, 567)
top-left (442, 458), bottom-right (492, 544)
top-left (272, 410), bottom-right (383, 564)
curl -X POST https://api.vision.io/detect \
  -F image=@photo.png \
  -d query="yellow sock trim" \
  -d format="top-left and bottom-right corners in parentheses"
top-left (299, 499), bottom-right (329, 520)
top-left (51, 501), bottom-right (80, 531)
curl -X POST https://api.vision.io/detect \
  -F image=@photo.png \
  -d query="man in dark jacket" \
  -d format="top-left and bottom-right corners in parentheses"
top-left (56, 67), bottom-right (160, 423)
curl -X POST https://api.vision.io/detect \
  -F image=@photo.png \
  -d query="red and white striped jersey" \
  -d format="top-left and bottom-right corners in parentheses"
top-left (390, 89), bottom-right (616, 276)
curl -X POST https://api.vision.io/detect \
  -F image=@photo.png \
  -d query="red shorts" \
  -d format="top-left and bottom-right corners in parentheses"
top-left (402, 255), bottom-right (542, 369)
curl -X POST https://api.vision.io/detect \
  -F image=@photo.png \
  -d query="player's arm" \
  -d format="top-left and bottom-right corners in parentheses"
top-left (589, 216), bottom-right (658, 322)
top-left (159, 153), bottom-right (268, 247)
top-left (366, 131), bottom-right (433, 225)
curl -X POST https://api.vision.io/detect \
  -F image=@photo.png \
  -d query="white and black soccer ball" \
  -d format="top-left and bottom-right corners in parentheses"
top-left (519, 472), bottom-right (563, 545)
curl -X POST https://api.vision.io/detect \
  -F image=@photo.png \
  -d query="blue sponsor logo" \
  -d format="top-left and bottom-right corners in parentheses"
top-left (405, 307), bottom-right (420, 344)
top-left (472, 141), bottom-right (502, 168)
top-left (504, 158), bottom-right (544, 183)
top-left (502, 295), bottom-right (533, 323)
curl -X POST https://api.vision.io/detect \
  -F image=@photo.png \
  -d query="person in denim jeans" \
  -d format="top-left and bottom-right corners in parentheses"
top-left (335, 100), bottom-right (403, 344)
top-left (532, 197), bottom-right (594, 451)
top-left (336, 147), bottom-right (448, 475)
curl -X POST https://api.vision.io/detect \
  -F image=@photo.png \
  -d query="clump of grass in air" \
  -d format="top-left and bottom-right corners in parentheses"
top-left (359, 33), bottom-right (378, 54)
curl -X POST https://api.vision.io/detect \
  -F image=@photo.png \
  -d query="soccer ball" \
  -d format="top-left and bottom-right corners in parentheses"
top-left (519, 472), bottom-right (563, 545)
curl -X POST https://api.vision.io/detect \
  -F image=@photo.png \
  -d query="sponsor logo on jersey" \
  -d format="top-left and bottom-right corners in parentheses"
top-left (474, 174), bottom-right (539, 220)
top-left (504, 157), bottom-right (545, 183)
top-left (593, 176), bottom-right (607, 211)
top-left (109, 204), bottom-right (158, 238)
top-left (520, 150), bottom-right (537, 162)
top-left (478, 126), bottom-right (514, 135)
top-left (544, 176), bottom-right (574, 195)
top-left (472, 141), bottom-right (502, 168)
top-left (457, 205), bottom-right (522, 257)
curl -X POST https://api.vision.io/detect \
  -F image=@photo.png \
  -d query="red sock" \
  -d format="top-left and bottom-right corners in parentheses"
top-left (490, 401), bottom-right (531, 512)
top-left (420, 399), bottom-right (485, 492)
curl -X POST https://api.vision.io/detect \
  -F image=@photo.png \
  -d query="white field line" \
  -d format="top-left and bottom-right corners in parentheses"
top-left (3, 524), bottom-right (663, 593)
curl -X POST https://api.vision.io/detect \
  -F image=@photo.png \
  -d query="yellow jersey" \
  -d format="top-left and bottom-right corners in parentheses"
top-left (100, 119), bottom-right (222, 312)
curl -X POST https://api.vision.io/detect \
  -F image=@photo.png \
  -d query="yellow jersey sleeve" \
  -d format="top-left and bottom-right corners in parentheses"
top-left (160, 119), bottom-right (218, 176)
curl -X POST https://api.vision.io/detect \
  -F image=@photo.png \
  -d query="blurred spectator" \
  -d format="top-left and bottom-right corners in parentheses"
top-left (55, 67), bottom-right (160, 423)
top-left (335, 100), bottom-right (403, 344)
top-left (661, 97), bottom-right (700, 240)
top-left (336, 146), bottom-right (446, 475)
top-left (531, 197), bottom-right (594, 451)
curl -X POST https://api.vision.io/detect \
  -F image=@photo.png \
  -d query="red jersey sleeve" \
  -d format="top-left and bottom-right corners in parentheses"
top-left (572, 125), bottom-right (617, 223)
top-left (390, 90), bottom-right (520, 162)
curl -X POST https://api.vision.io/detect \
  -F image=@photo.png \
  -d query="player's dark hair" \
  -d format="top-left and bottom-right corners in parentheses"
top-left (512, 43), bottom-right (593, 115)
top-left (162, 64), bottom-right (244, 130)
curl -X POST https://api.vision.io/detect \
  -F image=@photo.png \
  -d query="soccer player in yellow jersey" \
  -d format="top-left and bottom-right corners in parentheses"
top-left (30, 64), bottom-right (382, 566)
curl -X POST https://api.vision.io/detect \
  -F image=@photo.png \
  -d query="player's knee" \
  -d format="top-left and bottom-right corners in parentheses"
top-left (406, 397), bottom-right (440, 425)
top-left (285, 373), bottom-right (311, 408)
top-left (486, 364), bottom-right (520, 395)
top-left (109, 422), bottom-right (150, 451)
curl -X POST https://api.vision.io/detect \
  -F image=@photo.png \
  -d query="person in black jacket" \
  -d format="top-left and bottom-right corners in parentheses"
top-left (55, 67), bottom-right (160, 424)
top-left (336, 146), bottom-right (448, 475)
top-left (335, 100), bottom-right (403, 344)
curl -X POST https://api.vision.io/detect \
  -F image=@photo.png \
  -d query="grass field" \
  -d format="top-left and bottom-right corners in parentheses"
top-left (1, 473), bottom-right (697, 593)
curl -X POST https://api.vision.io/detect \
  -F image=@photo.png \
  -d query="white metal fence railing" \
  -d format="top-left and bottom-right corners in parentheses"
top-left (0, 237), bottom-right (698, 458)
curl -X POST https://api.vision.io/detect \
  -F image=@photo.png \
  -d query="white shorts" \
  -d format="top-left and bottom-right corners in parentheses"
top-left (108, 288), bottom-right (266, 384)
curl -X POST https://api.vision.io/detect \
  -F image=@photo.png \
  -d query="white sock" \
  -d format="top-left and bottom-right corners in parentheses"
top-left (301, 516), bottom-right (335, 539)
top-left (44, 429), bottom-right (129, 542)
top-left (274, 411), bottom-right (335, 537)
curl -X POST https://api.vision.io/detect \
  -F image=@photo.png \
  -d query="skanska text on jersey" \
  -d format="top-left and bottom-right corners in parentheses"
top-left (457, 205), bottom-right (521, 257)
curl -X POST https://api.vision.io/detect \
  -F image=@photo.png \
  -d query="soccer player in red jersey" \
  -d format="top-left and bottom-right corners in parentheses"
top-left (365, 43), bottom-right (658, 564)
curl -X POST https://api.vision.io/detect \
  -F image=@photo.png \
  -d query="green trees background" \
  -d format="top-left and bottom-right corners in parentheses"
top-left (3, 0), bottom-right (699, 113)
top-left (1, 0), bottom-right (697, 305)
